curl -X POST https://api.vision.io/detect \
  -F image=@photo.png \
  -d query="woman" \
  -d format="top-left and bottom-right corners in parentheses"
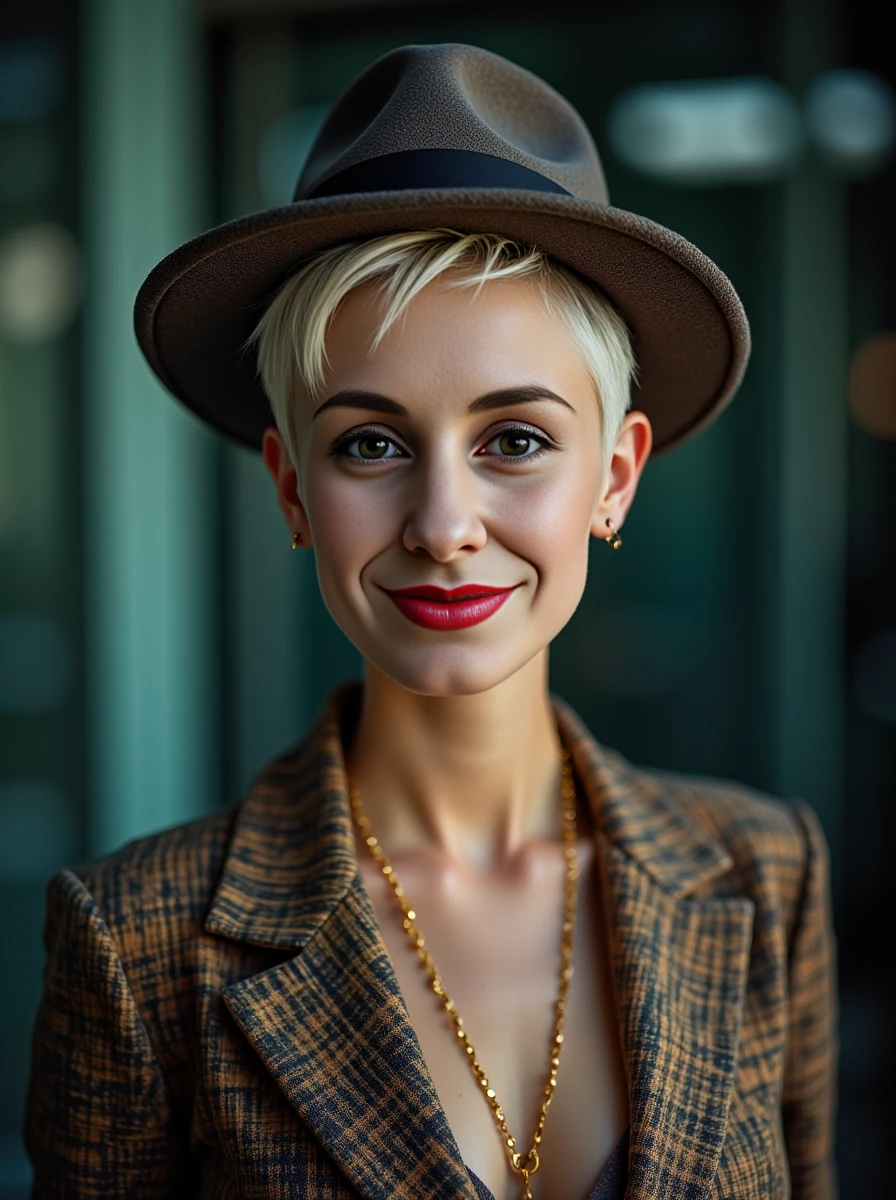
top-left (24, 43), bottom-right (838, 1200)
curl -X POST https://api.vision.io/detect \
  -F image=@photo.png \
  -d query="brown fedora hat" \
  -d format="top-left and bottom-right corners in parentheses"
top-left (134, 42), bottom-right (751, 458)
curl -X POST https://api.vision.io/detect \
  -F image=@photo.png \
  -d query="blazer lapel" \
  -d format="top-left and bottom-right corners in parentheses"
top-left (208, 682), bottom-right (478, 1200)
top-left (555, 697), bottom-right (756, 1200)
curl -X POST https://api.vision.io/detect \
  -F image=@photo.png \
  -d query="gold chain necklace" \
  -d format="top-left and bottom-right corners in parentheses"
top-left (348, 741), bottom-right (579, 1200)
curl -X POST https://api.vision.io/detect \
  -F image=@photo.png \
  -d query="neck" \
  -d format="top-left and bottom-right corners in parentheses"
top-left (345, 654), bottom-right (565, 874)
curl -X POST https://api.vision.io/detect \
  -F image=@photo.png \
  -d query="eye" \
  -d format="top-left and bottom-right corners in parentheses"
top-left (481, 426), bottom-right (554, 461)
top-left (328, 428), bottom-right (404, 463)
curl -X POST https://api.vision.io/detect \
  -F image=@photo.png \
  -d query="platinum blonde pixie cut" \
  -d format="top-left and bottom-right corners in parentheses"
top-left (247, 228), bottom-right (639, 478)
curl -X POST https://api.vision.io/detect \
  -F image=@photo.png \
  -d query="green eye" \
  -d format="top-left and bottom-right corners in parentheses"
top-left (330, 430), bottom-right (402, 461)
top-left (357, 435), bottom-right (390, 459)
top-left (496, 431), bottom-right (535, 456)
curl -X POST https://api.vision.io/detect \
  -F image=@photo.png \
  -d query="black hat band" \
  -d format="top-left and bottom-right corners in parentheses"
top-left (301, 148), bottom-right (573, 201)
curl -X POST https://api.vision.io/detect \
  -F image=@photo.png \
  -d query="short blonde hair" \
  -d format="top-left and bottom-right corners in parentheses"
top-left (246, 228), bottom-right (638, 476)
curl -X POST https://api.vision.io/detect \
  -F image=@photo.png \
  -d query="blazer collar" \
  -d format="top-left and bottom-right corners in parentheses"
top-left (207, 680), bottom-right (753, 1200)
top-left (205, 679), bottom-right (733, 952)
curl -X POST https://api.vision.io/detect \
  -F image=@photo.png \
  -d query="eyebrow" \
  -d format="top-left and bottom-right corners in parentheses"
top-left (311, 385), bottom-right (578, 420)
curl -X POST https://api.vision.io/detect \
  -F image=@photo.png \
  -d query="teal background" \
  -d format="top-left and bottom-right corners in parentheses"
top-left (1, 0), bottom-right (893, 1194)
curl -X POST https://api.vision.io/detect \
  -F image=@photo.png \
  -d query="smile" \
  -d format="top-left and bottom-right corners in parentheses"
top-left (383, 586), bottom-right (520, 630)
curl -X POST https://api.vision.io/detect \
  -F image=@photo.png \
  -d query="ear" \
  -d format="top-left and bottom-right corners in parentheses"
top-left (590, 410), bottom-right (653, 539)
top-left (262, 426), bottom-right (312, 548)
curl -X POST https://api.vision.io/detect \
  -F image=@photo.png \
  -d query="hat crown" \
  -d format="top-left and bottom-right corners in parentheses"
top-left (294, 43), bottom-right (609, 204)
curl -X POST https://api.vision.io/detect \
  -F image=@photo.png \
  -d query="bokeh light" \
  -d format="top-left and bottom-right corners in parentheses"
top-left (848, 334), bottom-right (896, 440)
top-left (606, 77), bottom-right (804, 184)
top-left (805, 69), bottom-right (896, 175)
top-left (0, 222), bottom-right (81, 343)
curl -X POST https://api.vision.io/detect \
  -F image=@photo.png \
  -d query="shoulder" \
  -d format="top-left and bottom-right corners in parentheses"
top-left (45, 803), bottom-right (240, 944)
top-left (625, 755), bottom-right (829, 918)
top-left (34, 806), bottom-right (246, 1119)
top-left (651, 762), bottom-right (821, 865)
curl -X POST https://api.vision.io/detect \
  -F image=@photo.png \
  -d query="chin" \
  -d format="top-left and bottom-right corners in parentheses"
top-left (361, 644), bottom-right (533, 698)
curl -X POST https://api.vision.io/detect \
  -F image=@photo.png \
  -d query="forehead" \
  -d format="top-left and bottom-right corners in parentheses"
top-left (318, 273), bottom-right (593, 406)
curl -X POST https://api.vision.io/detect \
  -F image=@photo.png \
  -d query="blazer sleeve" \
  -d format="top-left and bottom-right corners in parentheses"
top-left (23, 867), bottom-right (186, 1199)
top-left (782, 800), bottom-right (840, 1200)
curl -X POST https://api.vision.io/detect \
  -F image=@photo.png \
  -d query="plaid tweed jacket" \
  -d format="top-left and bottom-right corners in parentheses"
top-left (24, 679), bottom-right (838, 1199)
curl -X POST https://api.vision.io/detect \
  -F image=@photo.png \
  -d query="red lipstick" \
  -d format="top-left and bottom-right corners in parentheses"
top-left (383, 583), bottom-right (520, 630)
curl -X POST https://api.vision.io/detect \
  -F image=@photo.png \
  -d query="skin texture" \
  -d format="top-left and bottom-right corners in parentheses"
top-left (262, 272), bottom-right (651, 1198)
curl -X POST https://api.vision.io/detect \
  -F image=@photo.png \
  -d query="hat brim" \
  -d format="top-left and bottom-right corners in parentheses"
top-left (134, 187), bottom-right (750, 458)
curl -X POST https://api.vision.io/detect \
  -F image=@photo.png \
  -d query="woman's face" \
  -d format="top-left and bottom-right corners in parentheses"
top-left (264, 273), bottom-right (651, 696)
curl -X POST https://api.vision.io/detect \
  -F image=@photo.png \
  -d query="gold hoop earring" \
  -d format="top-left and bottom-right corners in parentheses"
top-left (291, 531), bottom-right (303, 550)
top-left (604, 519), bottom-right (622, 550)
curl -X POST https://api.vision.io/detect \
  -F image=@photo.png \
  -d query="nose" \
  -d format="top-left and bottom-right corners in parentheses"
top-left (401, 452), bottom-right (489, 560)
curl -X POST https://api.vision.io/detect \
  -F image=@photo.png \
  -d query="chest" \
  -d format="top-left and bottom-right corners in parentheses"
top-left (357, 840), bottom-right (629, 1200)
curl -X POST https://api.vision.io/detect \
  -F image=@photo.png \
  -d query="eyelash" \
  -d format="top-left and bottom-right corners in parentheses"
top-left (327, 423), bottom-right (557, 467)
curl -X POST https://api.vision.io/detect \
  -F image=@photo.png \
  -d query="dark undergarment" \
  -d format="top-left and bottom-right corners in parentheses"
top-left (466, 1125), bottom-right (629, 1200)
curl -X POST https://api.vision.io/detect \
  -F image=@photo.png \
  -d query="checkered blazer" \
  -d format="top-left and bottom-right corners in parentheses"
top-left (24, 680), bottom-right (838, 1199)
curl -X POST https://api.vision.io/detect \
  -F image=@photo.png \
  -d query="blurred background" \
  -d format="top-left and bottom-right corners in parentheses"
top-left (1, 0), bottom-right (893, 1194)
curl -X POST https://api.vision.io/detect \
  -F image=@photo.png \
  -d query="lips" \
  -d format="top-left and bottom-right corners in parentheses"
top-left (385, 584), bottom-right (515, 601)
top-left (382, 583), bottom-right (520, 630)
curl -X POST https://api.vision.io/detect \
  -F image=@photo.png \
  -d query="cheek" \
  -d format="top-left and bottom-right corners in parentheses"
top-left (492, 471), bottom-right (596, 556)
top-left (499, 475), bottom-right (595, 621)
top-left (305, 472), bottom-right (390, 557)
